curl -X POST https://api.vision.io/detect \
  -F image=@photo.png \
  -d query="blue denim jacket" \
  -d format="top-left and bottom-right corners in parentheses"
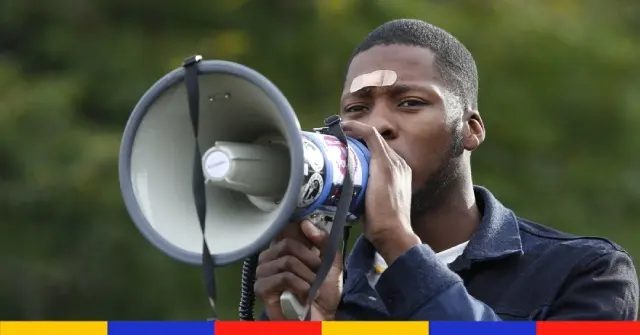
top-left (262, 186), bottom-right (638, 320)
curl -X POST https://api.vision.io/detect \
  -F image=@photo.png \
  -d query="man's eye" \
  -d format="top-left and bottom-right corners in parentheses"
top-left (399, 99), bottom-right (428, 108)
top-left (344, 105), bottom-right (367, 113)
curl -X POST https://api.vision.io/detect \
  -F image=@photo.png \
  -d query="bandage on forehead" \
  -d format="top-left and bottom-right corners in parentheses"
top-left (349, 70), bottom-right (398, 93)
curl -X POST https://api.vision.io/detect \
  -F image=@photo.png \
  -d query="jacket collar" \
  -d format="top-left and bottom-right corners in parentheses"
top-left (344, 185), bottom-right (524, 291)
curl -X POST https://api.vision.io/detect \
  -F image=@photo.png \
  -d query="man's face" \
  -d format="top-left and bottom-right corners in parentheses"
top-left (340, 44), bottom-right (482, 215)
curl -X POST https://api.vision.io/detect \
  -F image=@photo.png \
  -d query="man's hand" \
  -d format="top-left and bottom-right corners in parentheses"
top-left (254, 220), bottom-right (343, 321)
top-left (342, 120), bottom-right (422, 264)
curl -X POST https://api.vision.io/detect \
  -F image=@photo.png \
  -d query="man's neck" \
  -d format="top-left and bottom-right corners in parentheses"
top-left (411, 179), bottom-right (481, 253)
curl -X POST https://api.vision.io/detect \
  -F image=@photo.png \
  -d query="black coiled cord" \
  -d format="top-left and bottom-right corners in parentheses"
top-left (237, 226), bottom-right (352, 321)
top-left (239, 254), bottom-right (260, 321)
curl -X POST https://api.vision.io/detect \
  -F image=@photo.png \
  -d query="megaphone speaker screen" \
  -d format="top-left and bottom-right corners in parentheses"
top-left (119, 61), bottom-right (308, 265)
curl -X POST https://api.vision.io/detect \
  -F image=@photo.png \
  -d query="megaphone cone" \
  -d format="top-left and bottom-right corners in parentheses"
top-left (118, 57), bottom-right (370, 321)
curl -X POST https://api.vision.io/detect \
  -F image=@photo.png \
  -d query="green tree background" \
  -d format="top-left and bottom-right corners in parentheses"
top-left (1, 0), bottom-right (639, 320)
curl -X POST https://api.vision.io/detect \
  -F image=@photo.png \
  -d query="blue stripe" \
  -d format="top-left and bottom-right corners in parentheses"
top-left (107, 321), bottom-right (214, 335)
top-left (429, 321), bottom-right (537, 335)
top-left (346, 137), bottom-right (370, 216)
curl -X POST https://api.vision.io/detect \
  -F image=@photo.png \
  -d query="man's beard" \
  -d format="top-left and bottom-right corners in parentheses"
top-left (410, 124), bottom-right (465, 220)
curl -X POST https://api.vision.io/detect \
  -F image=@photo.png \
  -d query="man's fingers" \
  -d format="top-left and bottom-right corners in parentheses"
top-left (256, 255), bottom-right (317, 284)
top-left (342, 120), bottom-right (409, 170)
top-left (341, 120), bottom-right (389, 157)
top-left (254, 272), bottom-right (311, 303)
top-left (258, 238), bottom-right (322, 271)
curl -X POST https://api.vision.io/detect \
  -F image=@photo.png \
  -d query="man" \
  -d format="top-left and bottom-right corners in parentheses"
top-left (254, 19), bottom-right (639, 321)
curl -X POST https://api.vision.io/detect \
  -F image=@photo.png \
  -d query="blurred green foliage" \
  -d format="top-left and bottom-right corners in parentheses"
top-left (1, 0), bottom-right (639, 320)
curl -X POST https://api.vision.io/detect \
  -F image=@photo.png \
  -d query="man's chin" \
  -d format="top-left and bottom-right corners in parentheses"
top-left (410, 170), bottom-right (459, 218)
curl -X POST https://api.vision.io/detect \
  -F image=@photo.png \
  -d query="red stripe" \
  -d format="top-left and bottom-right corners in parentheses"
top-left (214, 321), bottom-right (321, 335)
top-left (537, 321), bottom-right (640, 335)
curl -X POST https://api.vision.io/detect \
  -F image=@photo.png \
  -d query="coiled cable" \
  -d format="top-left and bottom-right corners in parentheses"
top-left (238, 254), bottom-right (260, 321)
top-left (238, 226), bottom-right (352, 321)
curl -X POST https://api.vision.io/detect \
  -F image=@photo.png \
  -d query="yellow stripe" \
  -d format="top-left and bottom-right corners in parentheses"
top-left (322, 321), bottom-right (429, 335)
top-left (0, 321), bottom-right (107, 335)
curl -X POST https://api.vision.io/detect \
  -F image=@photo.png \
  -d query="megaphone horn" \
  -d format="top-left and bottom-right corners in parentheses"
top-left (118, 55), bottom-right (370, 321)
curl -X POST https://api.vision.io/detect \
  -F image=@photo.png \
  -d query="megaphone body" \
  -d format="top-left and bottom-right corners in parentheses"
top-left (202, 131), bottom-right (370, 230)
top-left (119, 58), bottom-right (370, 320)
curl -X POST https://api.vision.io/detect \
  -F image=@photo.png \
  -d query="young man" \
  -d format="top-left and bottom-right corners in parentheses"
top-left (254, 19), bottom-right (639, 320)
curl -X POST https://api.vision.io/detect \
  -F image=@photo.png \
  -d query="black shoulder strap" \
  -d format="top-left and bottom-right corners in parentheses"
top-left (182, 55), bottom-right (219, 319)
top-left (302, 115), bottom-right (355, 321)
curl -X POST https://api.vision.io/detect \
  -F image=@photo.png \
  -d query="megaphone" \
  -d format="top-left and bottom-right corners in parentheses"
top-left (118, 55), bottom-right (370, 321)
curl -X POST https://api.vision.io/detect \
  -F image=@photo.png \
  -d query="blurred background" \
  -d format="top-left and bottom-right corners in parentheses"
top-left (1, 0), bottom-right (639, 321)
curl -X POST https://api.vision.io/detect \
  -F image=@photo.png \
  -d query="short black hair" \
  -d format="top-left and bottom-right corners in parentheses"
top-left (345, 19), bottom-right (478, 110)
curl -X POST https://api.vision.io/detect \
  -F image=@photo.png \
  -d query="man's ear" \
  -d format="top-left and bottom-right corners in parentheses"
top-left (463, 109), bottom-right (485, 152)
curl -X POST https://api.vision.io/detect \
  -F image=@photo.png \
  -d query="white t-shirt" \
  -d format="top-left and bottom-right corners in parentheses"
top-left (367, 241), bottom-right (469, 287)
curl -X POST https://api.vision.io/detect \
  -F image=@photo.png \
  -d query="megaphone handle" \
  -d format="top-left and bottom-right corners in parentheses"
top-left (279, 215), bottom-right (332, 321)
top-left (280, 291), bottom-right (307, 320)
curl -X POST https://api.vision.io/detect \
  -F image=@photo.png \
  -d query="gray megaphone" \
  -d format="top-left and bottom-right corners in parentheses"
top-left (118, 55), bottom-right (370, 321)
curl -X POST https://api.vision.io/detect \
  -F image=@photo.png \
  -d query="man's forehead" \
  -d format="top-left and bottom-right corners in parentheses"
top-left (342, 68), bottom-right (441, 97)
top-left (343, 45), bottom-right (439, 93)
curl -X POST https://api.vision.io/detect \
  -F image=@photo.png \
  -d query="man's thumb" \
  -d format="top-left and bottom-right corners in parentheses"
top-left (300, 220), bottom-right (328, 248)
top-left (302, 221), bottom-right (345, 271)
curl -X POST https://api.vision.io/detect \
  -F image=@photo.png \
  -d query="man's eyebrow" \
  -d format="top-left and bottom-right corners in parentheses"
top-left (386, 84), bottom-right (430, 94)
top-left (341, 83), bottom-right (435, 100)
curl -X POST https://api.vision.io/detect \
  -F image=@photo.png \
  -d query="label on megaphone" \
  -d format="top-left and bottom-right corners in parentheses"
top-left (293, 131), bottom-right (370, 222)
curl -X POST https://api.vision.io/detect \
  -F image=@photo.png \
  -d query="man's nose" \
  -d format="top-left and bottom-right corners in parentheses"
top-left (366, 107), bottom-right (398, 140)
